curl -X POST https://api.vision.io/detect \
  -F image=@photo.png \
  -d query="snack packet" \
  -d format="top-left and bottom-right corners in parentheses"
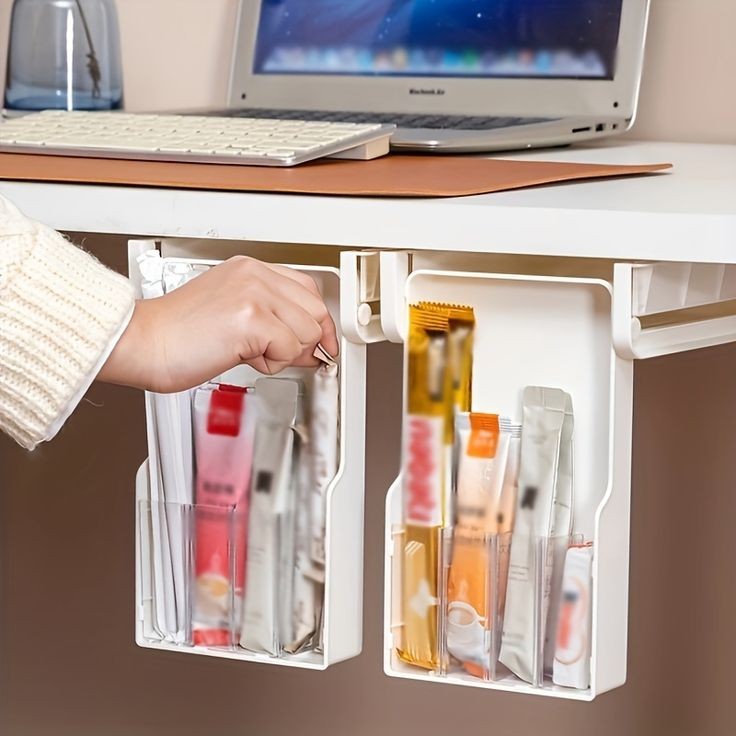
top-left (499, 386), bottom-right (574, 685)
top-left (495, 417), bottom-right (522, 624)
top-left (192, 384), bottom-right (256, 646)
top-left (553, 542), bottom-right (593, 690)
top-left (310, 361), bottom-right (339, 567)
top-left (276, 380), bottom-right (309, 651)
top-left (544, 392), bottom-right (574, 673)
top-left (446, 413), bottom-right (511, 676)
top-left (397, 305), bottom-right (452, 670)
top-left (284, 423), bottom-right (320, 654)
top-left (240, 378), bottom-right (300, 655)
top-left (309, 357), bottom-right (340, 653)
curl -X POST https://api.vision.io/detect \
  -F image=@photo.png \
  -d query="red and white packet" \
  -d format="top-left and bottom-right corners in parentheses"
top-left (192, 384), bottom-right (256, 646)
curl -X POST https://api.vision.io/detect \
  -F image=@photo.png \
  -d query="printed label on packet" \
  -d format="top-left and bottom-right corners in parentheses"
top-left (205, 387), bottom-right (245, 437)
top-left (403, 413), bottom-right (444, 526)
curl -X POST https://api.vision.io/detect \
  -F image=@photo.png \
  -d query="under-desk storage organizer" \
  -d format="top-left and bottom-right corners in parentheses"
top-left (381, 254), bottom-right (736, 700)
top-left (128, 239), bottom-right (378, 669)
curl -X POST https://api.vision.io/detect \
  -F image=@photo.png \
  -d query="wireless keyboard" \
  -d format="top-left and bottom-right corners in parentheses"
top-left (0, 111), bottom-right (395, 166)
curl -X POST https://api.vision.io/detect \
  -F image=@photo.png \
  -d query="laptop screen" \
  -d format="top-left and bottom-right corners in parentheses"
top-left (253, 0), bottom-right (624, 81)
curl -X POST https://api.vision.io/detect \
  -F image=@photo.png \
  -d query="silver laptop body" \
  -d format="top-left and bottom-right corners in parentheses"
top-left (220, 0), bottom-right (650, 153)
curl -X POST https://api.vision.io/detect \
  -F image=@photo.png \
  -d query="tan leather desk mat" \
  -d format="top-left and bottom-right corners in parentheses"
top-left (0, 152), bottom-right (671, 198)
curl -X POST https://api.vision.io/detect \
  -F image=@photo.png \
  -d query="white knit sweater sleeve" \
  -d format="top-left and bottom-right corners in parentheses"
top-left (0, 195), bottom-right (135, 450)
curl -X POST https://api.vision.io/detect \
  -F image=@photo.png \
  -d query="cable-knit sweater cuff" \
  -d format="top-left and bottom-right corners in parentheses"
top-left (0, 226), bottom-right (135, 450)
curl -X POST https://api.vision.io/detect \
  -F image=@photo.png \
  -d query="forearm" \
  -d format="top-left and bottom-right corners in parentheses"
top-left (97, 298), bottom-right (159, 391)
top-left (1, 201), bottom-right (339, 450)
top-left (0, 196), bottom-right (134, 449)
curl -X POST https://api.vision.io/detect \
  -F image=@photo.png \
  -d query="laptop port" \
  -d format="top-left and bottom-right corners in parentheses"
top-left (596, 123), bottom-right (606, 132)
top-left (571, 126), bottom-right (592, 134)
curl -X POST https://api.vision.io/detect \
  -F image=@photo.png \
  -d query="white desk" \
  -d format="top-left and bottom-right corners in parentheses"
top-left (0, 140), bottom-right (734, 263)
top-left (2, 139), bottom-right (735, 700)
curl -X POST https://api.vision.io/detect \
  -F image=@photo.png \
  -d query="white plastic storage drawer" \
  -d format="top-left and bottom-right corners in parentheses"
top-left (381, 255), bottom-right (736, 700)
top-left (384, 266), bottom-right (631, 700)
top-left (129, 240), bottom-right (370, 669)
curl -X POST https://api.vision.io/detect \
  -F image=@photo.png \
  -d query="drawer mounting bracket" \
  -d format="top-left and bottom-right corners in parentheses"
top-left (612, 262), bottom-right (736, 359)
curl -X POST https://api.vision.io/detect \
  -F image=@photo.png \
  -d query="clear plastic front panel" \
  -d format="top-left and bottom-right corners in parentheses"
top-left (139, 499), bottom-right (324, 661)
top-left (390, 525), bottom-right (588, 690)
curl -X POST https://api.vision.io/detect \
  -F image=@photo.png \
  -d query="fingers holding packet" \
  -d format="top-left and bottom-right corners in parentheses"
top-left (106, 253), bottom-right (339, 392)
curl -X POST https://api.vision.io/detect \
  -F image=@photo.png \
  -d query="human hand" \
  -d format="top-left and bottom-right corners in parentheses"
top-left (98, 256), bottom-right (339, 392)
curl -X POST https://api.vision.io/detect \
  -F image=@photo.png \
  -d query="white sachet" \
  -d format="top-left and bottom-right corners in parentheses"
top-left (553, 544), bottom-right (593, 689)
top-left (241, 379), bottom-right (299, 655)
top-left (499, 386), bottom-right (574, 685)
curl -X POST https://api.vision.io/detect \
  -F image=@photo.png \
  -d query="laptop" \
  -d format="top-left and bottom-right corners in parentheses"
top-left (215, 0), bottom-right (650, 152)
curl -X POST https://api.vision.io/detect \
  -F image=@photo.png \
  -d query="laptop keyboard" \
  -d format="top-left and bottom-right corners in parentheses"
top-left (226, 108), bottom-right (556, 131)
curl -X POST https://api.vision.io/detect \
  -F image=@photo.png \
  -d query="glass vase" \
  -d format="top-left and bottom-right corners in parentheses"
top-left (4, 0), bottom-right (123, 111)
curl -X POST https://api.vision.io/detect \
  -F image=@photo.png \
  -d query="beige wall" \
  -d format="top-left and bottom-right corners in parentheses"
top-left (1, 0), bottom-right (735, 143)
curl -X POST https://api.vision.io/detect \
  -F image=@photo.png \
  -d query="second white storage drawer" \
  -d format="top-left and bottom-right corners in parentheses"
top-left (384, 265), bottom-right (633, 700)
top-left (382, 255), bottom-right (736, 699)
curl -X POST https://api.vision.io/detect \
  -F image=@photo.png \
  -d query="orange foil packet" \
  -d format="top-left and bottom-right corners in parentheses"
top-left (398, 302), bottom-right (474, 671)
top-left (398, 305), bottom-right (450, 670)
top-left (446, 413), bottom-right (511, 677)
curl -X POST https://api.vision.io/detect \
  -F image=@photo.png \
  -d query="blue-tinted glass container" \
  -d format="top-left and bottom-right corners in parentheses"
top-left (4, 0), bottom-right (123, 111)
